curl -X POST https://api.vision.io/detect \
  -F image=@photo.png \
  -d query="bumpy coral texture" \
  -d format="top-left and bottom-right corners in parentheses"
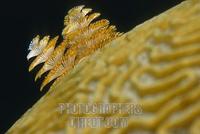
top-left (8, 0), bottom-right (200, 134)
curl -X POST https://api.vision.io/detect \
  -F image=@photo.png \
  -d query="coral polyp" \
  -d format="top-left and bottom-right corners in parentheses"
top-left (27, 5), bottom-right (121, 90)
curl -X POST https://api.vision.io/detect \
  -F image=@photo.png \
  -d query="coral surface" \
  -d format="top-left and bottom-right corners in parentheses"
top-left (7, 0), bottom-right (200, 134)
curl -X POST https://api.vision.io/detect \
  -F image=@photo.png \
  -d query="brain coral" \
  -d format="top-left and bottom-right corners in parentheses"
top-left (7, 0), bottom-right (200, 134)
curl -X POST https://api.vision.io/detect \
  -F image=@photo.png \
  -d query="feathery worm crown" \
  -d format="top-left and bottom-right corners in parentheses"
top-left (27, 5), bottom-right (121, 90)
